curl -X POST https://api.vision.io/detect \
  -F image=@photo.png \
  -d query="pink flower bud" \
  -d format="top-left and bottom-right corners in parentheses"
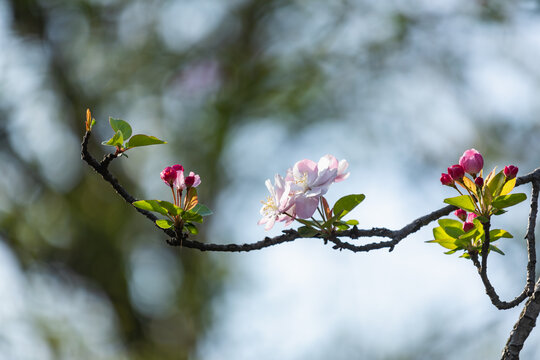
top-left (160, 166), bottom-right (177, 187)
top-left (467, 212), bottom-right (478, 223)
top-left (440, 173), bottom-right (454, 186)
top-left (504, 165), bottom-right (518, 180)
top-left (454, 209), bottom-right (467, 222)
top-left (463, 222), bottom-right (475, 233)
top-left (184, 171), bottom-right (201, 188)
top-left (475, 177), bottom-right (484, 187)
top-left (459, 149), bottom-right (484, 176)
top-left (447, 165), bottom-right (465, 181)
top-left (172, 164), bottom-right (184, 172)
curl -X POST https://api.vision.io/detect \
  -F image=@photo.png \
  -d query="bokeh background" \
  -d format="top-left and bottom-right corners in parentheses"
top-left (1, 0), bottom-right (540, 359)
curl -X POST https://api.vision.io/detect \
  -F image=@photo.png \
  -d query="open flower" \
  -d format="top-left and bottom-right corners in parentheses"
top-left (459, 149), bottom-right (483, 176)
top-left (286, 156), bottom-right (339, 219)
top-left (258, 174), bottom-right (295, 230)
top-left (323, 154), bottom-right (350, 182)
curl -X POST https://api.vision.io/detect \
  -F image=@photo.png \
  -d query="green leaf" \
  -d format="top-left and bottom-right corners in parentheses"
top-left (492, 193), bottom-right (527, 209)
top-left (426, 238), bottom-right (458, 250)
top-left (438, 219), bottom-right (464, 238)
top-left (184, 222), bottom-right (198, 234)
top-left (500, 177), bottom-right (516, 196)
top-left (487, 172), bottom-right (505, 197)
top-left (443, 195), bottom-right (477, 212)
top-left (335, 223), bottom-right (350, 231)
top-left (298, 226), bottom-right (320, 238)
top-left (493, 209), bottom-right (507, 216)
top-left (489, 229), bottom-right (513, 241)
top-left (101, 130), bottom-right (124, 147)
top-left (192, 203), bottom-right (213, 216)
top-left (156, 219), bottom-right (174, 229)
top-left (458, 229), bottom-right (478, 242)
top-left (333, 194), bottom-right (365, 219)
top-left (182, 211), bottom-right (203, 223)
top-left (157, 200), bottom-right (182, 216)
top-left (126, 134), bottom-right (167, 148)
top-left (109, 117), bottom-right (132, 140)
top-left (346, 219), bottom-right (359, 226)
top-left (433, 226), bottom-right (456, 242)
top-left (133, 200), bottom-right (168, 216)
top-left (489, 245), bottom-right (505, 256)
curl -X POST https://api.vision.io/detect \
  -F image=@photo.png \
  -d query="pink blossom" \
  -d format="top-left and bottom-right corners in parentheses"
top-left (459, 149), bottom-right (483, 176)
top-left (454, 209), bottom-right (467, 222)
top-left (258, 175), bottom-right (295, 230)
top-left (160, 166), bottom-right (177, 187)
top-left (467, 212), bottom-right (478, 223)
top-left (440, 173), bottom-right (454, 186)
top-left (447, 165), bottom-right (465, 181)
top-left (286, 156), bottom-right (339, 219)
top-left (463, 222), bottom-right (475, 233)
top-left (322, 154), bottom-right (350, 182)
top-left (184, 171), bottom-right (201, 188)
top-left (504, 165), bottom-right (518, 180)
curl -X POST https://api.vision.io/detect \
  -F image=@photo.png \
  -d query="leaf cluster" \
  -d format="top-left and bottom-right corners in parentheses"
top-left (102, 117), bottom-right (166, 153)
top-left (297, 194), bottom-right (365, 237)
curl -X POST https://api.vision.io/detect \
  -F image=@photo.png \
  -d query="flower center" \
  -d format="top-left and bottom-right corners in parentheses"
top-left (261, 196), bottom-right (277, 216)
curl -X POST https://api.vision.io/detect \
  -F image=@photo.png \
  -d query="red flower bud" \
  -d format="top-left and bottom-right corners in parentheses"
top-left (447, 165), bottom-right (465, 181)
top-left (172, 164), bottom-right (184, 172)
top-left (440, 173), bottom-right (454, 186)
top-left (459, 149), bottom-right (484, 176)
top-left (474, 177), bottom-right (484, 187)
top-left (454, 209), bottom-right (467, 222)
top-left (160, 166), bottom-right (177, 187)
top-left (463, 222), bottom-right (475, 233)
top-left (503, 165), bottom-right (518, 180)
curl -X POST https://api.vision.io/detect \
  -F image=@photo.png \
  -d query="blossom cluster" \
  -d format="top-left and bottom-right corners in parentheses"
top-left (440, 149), bottom-right (518, 190)
top-left (454, 209), bottom-right (478, 232)
top-left (258, 154), bottom-right (349, 230)
top-left (160, 164), bottom-right (201, 208)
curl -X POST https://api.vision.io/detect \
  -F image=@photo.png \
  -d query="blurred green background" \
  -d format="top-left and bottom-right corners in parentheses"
top-left (1, 0), bottom-right (540, 359)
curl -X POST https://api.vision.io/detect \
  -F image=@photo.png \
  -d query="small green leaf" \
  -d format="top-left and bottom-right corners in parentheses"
top-left (156, 219), bottom-right (174, 229)
top-left (438, 219), bottom-right (464, 239)
top-left (493, 209), bottom-right (507, 216)
top-left (346, 219), bottom-right (359, 226)
top-left (192, 204), bottom-right (213, 216)
top-left (333, 194), bottom-right (365, 219)
top-left (102, 130), bottom-right (124, 147)
top-left (298, 226), bottom-right (320, 238)
top-left (182, 211), bottom-right (203, 223)
top-left (492, 193), bottom-right (527, 209)
top-left (157, 200), bottom-right (182, 216)
top-left (489, 229), bottom-right (513, 241)
top-left (335, 223), bottom-right (350, 231)
top-left (459, 252), bottom-right (471, 259)
top-left (126, 134), bottom-right (167, 148)
top-left (184, 222), bottom-right (198, 234)
top-left (458, 229), bottom-right (478, 241)
top-left (433, 226), bottom-right (456, 242)
top-left (426, 238), bottom-right (458, 250)
top-left (489, 245), bottom-right (505, 256)
top-left (133, 200), bottom-right (168, 216)
top-left (476, 215), bottom-right (489, 223)
top-left (109, 117), bottom-right (132, 139)
top-left (487, 172), bottom-right (505, 197)
top-left (500, 177), bottom-right (516, 196)
top-left (443, 195), bottom-right (477, 212)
